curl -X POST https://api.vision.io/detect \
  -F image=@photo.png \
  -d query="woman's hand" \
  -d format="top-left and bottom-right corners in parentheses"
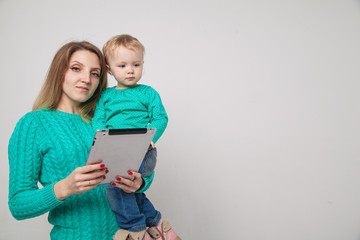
top-left (54, 163), bottom-right (108, 201)
top-left (111, 171), bottom-right (143, 193)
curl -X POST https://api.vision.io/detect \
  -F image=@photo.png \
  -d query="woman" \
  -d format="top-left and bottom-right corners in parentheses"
top-left (8, 41), bottom-right (154, 240)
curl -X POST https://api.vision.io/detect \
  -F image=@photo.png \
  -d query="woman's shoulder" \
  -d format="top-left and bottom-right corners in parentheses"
top-left (10, 110), bottom-right (49, 144)
top-left (17, 109), bottom-right (44, 123)
top-left (14, 109), bottom-right (56, 129)
top-left (24, 108), bottom-right (54, 119)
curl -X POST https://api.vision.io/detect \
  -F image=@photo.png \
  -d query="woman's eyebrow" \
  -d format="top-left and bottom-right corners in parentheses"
top-left (71, 60), bottom-right (100, 71)
top-left (70, 60), bottom-right (84, 66)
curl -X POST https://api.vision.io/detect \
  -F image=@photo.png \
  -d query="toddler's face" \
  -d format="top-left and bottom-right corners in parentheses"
top-left (107, 46), bottom-right (144, 89)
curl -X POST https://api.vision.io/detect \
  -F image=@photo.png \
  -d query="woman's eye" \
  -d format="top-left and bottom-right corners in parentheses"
top-left (91, 72), bottom-right (100, 78)
top-left (71, 67), bottom-right (80, 71)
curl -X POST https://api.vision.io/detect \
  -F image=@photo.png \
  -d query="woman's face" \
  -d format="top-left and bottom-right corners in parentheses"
top-left (60, 50), bottom-right (101, 109)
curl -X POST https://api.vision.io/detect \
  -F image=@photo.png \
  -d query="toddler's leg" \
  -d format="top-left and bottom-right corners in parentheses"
top-left (147, 220), bottom-right (182, 240)
top-left (138, 145), bottom-right (157, 177)
top-left (135, 193), bottom-right (161, 227)
top-left (105, 184), bottom-right (146, 232)
top-left (113, 229), bottom-right (153, 240)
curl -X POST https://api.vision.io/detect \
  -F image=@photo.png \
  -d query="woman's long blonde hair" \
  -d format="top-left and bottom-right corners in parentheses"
top-left (33, 41), bottom-right (107, 122)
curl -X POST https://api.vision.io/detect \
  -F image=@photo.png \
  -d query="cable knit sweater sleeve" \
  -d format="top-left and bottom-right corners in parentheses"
top-left (8, 112), bottom-right (63, 220)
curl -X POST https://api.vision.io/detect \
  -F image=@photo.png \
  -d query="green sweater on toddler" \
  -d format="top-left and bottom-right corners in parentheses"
top-left (92, 85), bottom-right (168, 143)
top-left (8, 109), bottom-right (154, 240)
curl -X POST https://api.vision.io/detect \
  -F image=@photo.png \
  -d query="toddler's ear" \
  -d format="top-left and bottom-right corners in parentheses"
top-left (106, 65), bottom-right (112, 75)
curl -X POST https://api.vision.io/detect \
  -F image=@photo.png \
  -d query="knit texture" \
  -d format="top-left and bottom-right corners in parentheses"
top-left (92, 84), bottom-right (168, 143)
top-left (8, 109), bottom-right (154, 240)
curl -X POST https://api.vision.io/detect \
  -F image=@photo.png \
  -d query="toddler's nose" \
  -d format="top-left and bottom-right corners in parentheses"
top-left (127, 66), bottom-right (134, 73)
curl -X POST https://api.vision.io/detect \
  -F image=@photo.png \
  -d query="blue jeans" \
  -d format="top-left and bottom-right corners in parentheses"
top-left (106, 146), bottom-right (161, 231)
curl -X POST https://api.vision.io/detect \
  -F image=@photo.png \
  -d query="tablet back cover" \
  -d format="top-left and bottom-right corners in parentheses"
top-left (87, 128), bottom-right (156, 184)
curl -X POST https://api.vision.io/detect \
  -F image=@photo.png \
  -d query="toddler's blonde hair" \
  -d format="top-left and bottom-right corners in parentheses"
top-left (103, 34), bottom-right (145, 63)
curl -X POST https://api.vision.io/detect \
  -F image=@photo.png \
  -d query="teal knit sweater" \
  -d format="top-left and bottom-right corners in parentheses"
top-left (92, 85), bottom-right (168, 143)
top-left (8, 109), bottom-right (154, 240)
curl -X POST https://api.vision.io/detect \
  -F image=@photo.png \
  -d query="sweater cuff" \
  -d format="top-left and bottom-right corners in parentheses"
top-left (136, 171), bottom-right (155, 193)
top-left (42, 183), bottom-right (64, 209)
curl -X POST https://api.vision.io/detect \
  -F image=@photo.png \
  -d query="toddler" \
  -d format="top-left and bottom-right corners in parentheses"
top-left (92, 34), bottom-right (180, 240)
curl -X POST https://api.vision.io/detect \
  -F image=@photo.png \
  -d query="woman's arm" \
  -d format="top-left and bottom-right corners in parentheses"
top-left (137, 171), bottom-right (155, 193)
top-left (8, 113), bottom-right (108, 219)
top-left (8, 114), bottom-right (63, 220)
top-left (53, 163), bottom-right (108, 201)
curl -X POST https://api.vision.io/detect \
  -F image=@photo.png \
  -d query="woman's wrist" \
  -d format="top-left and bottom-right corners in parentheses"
top-left (53, 180), bottom-right (69, 201)
top-left (136, 171), bottom-right (154, 193)
top-left (137, 177), bottom-right (145, 192)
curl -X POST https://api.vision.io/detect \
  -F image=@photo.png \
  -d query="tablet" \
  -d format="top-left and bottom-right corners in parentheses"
top-left (86, 128), bottom-right (156, 184)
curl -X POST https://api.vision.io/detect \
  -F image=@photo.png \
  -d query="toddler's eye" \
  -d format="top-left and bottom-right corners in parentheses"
top-left (134, 63), bottom-right (141, 67)
top-left (119, 65), bottom-right (126, 68)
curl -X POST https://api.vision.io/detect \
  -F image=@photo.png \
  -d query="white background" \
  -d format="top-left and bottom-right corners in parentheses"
top-left (1, 0), bottom-right (360, 239)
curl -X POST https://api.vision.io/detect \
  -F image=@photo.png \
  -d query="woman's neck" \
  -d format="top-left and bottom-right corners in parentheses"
top-left (56, 99), bottom-right (80, 114)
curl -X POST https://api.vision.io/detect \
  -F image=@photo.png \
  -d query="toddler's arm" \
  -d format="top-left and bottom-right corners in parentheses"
top-left (147, 89), bottom-right (168, 143)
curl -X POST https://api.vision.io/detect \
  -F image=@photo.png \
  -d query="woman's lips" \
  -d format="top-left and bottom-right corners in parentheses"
top-left (76, 86), bottom-right (89, 91)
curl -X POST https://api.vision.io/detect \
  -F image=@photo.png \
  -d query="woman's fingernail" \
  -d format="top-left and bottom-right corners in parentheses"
top-left (128, 171), bottom-right (133, 175)
top-left (103, 176), bottom-right (106, 179)
top-left (111, 182), bottom-right (116, 186)
top-left (116, 177), bottom-right (122, 181)
top-left (100, 164), bottom-right (105, 168)
top-left (105, 169), bottom-right (109, 174)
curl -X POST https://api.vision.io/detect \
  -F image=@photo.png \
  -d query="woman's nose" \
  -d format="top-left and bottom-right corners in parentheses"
top-left (81, 72), bottom-right (91, 83)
